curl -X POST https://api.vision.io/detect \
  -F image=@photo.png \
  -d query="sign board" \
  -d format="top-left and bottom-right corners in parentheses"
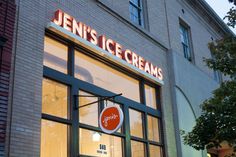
top-left (99, 106), bottom-right (124, 134)
top-left (51, 9), bottom-right (163, 82)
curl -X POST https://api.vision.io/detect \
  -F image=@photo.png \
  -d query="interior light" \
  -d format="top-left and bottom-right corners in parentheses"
top-left (92, 132), bottom-right (101, 142)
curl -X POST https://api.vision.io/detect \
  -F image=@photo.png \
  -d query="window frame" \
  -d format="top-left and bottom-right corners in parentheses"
top-left (74, 49), bottom-right (141, 102)
top-left (40, 119), bottom-right (70, 157)
top-left (41, 31), bottom-right (164, 157)
top-left (210, 52), bottom-right (222, 83)
top-left (179, 20), bottom-right (194, 62)
top-left (129, 0), bottom-right (144, 27)
top-left (41, 77), bottom-right (72, 157)
top-left (213, 69), bottom-right (222, 83)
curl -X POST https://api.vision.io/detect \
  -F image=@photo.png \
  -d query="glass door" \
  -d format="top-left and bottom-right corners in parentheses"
top-left (76, 90), bottom-right (125, 157)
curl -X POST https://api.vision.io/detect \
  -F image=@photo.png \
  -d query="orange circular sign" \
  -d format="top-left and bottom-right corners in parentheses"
top-left (99, 106), bottom-right (124, 134)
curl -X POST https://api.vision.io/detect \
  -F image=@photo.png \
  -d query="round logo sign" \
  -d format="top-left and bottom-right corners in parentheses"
top-left (99, 105), bottom-right (124, 134)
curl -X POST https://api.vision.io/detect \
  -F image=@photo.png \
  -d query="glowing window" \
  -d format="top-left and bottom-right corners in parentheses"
top-left (149, 145), bottom-right (162, 157)
top-left (129, 109), bottom-right (144, 138)
top-left (145, 84), bottom-right (157, 109)
top-left (79, 91), bottom-right (98, 127)
top-left (42, 78), bottom-right (69, 119)
top-left (148, 115), bottom-right (160, 142)
top-left (79, 128), bottom-right (123, 157)
top-left (131, 140), bottom-right (146, 157)
top-left (44, 36), bottom-right (68, 74)
top-left (40, 120), bottom-right (68, 157)
top-left (75, 50), bottom-right (140, 102)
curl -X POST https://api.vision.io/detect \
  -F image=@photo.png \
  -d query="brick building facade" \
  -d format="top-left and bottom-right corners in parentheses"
top-left (1, 0), bottom-right (233, 157)
top-left (0, 0), bottom-right (16, 156)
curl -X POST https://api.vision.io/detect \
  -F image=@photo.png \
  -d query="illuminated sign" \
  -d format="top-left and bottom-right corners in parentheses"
top-left (99, 106), bottom-right (123, 134)
top-left (52, 9), bottom-right (163, 81)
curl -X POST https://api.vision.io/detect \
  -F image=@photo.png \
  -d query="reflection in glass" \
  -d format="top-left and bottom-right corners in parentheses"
top-left (129, 4), bottom-right (139, 24)
top-left (40, 119), bottom-right (68, 157)
top-left (79, 91), bottom-right (98, 127)
top-left (129, 0), bottom-right (143, 26)
top-left (179, 24), bottom-right (191, 61)
top-left (148, 115), bottom-right (160, 142)
top-left (131, 140), bottom-right (146, 157)
top-left (79, 128), bottom-right (123, 157)
top-left (42, 78), bottom-right (68, 119)
top-left (149, 145), bottom-right (161, 157)
top-left (145, 84), bottom-right (157, 109)
top-left (130, 0), bottom-right (139, 5)
top-left (129, 109), bottom-right (143, 138)
top-left (74, 51), bottom-right (140, 102)
top-left (44, 36), bottom-right (68, 74)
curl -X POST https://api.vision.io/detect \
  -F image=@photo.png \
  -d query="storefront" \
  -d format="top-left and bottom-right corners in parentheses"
top-left (8, 0), bottom-right (231, 156)
top-left (40, 10), bottom-right (165, 157)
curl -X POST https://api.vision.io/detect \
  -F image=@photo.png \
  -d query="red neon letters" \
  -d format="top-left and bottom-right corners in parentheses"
top-left (52, 9), bottom-right (163, 81)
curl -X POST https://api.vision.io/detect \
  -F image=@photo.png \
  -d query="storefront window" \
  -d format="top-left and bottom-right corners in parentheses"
top-left (147, 115), bottom-right (160, 142)
top-left (79, 91), bottom-right (98, 127)
top-left (40, 119), bottom-right (68, 157)
top-left (79, 128), bottom-right (123, 157)
top-left (145, 84), bottom-right (157, 109)
top-left (74, 50), bottom-right (140, 102)
top-left (42, 34), bottom-right (164, 157)
top-left (42, 78), bottom-right (69, 119)
top-left (131, 140), bottom-right (146, 157)
top-left (149, 145), bottom-right (161, 157)
top-left (44, 36), bottom-right (68, 74)
top-left (129, 109), bottom-right (144, 138)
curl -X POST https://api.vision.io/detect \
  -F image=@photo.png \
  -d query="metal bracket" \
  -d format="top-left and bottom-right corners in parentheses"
top-left (74, 93), bottom-right (122, 109)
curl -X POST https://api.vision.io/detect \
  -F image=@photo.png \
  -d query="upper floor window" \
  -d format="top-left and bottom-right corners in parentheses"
top-left (129, 0), bottom-right (143, 26)
top-left (211, 53), bottom-right (222, 83)
top-left (179, 24), bottom-right (192, 61)
top-left (213, 70), bottom-right (222, 83)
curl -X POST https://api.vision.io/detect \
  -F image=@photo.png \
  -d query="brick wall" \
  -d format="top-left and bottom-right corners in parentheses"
top-left (8, 0), bottom-right (177, 156)
top-left (0, 0), bottom-right (16, 156)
